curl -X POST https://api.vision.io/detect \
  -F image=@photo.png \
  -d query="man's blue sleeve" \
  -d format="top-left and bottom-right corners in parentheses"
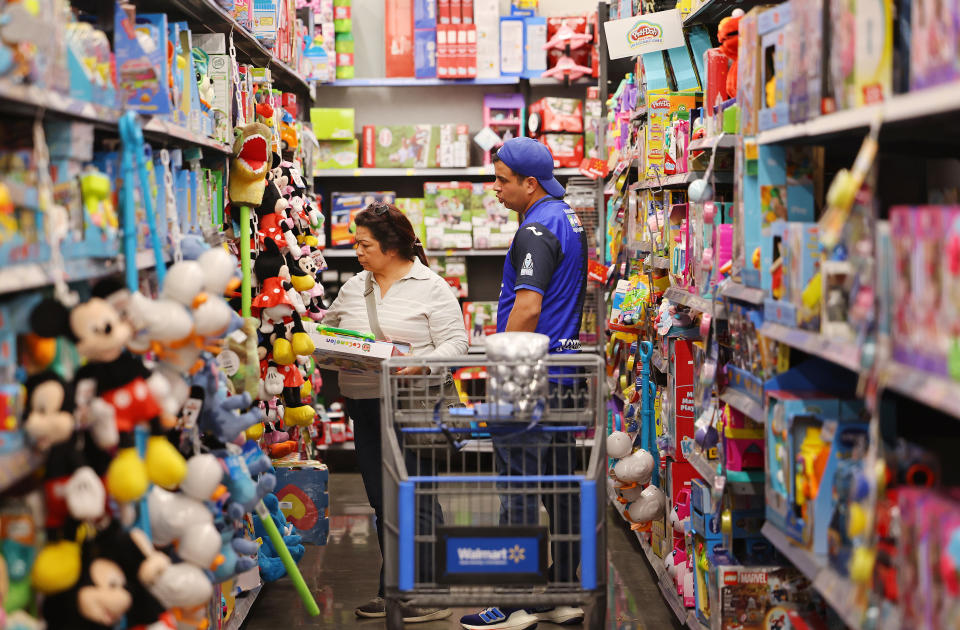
top-left (511, 222), bottom-right (562, 294)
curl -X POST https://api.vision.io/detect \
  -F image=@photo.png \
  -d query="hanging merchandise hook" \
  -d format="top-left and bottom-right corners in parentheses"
top-left (34, 117), bottom-right (77, 307)
top-left (119, 111), bottom-right (166, 289)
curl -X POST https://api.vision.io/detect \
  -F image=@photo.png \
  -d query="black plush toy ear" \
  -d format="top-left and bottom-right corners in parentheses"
top-left (24, 370), bottom-right (74, 413)
top-left (30, 298), bottom-right (74, 341)
top-left (271, 151), bottom-right (282, 170)
top-left (91, 277), bottom-right (127, 300)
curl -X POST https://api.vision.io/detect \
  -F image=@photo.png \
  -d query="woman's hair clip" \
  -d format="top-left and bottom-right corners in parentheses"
top-left (414, 239), bottom-right (423, 247)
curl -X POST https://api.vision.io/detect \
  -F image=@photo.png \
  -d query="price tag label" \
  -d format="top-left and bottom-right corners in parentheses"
top-left (713, 474), bottom-right (726, 495)
top-left (217, 349), bottom-right (241, 376)
top-left (228, 329), bottom-right (247, 345)
top-left (820, 420), bottom-right (838, 443)
top-left (352, 169), bottom-right (362, 176)
top-left (405, 168), bottom-right (415, 176)
top-left (180, 397), bottom-right (203, 429)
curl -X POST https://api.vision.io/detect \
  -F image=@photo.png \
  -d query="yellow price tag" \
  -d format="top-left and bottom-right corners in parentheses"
top-left (405, 168), bottom-right (415, 176)
top-left (352, 169), bottom-right (362, 177)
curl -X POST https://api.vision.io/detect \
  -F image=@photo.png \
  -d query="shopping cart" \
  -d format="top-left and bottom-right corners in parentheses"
top-left (380, 353), bottom-right (607, 629)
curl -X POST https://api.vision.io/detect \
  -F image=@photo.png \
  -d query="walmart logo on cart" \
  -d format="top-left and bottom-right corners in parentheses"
top-left (447, 537), bottom-right (539, 573)
top-left (457, 545), bottom-right (525, 565)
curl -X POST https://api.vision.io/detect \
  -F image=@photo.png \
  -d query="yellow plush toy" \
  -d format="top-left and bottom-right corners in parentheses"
top-left (229, 122), bottom-right (273, 206)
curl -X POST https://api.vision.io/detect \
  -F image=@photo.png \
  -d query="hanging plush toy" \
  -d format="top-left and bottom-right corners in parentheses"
top-left (229, 122), bottom-right (273, 206)
top-left (30, 298), bottom-right (187, 503)
top-left (254, 175), bottom-right (301, 257)
top-left (718, 9), bottom-right (743, 100)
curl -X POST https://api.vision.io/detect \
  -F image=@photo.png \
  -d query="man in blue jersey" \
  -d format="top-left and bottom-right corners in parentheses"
top-left (459, 138), bottom-right (588, 630)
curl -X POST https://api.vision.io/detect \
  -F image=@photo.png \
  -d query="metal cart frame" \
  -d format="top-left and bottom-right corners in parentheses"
top-left (379, 353), bottom-right (607, 629)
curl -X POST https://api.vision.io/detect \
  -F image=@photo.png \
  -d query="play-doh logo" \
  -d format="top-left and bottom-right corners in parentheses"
top-left (628, 20), bottom-right (663, 47)
top-left (650, 96), bottom-right (671, 109)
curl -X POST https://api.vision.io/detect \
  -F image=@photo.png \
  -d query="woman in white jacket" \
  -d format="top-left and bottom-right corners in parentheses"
top-left (321, 202), bottom-right (468, 623)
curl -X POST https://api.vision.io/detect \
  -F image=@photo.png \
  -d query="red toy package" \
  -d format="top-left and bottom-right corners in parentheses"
top-left (537, 133), bottom-right (583, 168)
top-left (529, 97), bottom-right (584, 134)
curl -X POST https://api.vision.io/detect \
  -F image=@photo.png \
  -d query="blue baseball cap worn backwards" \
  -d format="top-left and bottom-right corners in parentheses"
top-left (496, 137), bottom-right (566, 199)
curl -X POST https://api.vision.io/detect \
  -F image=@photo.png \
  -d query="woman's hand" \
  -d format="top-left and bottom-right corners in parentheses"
top-left (396, 366), bottom-right (427, 375)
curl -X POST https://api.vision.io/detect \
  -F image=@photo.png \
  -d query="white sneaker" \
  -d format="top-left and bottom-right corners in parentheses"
top-left (460, 607), bottom-right (539, 630)
top-left (531, 606), bottom-right (585, 625)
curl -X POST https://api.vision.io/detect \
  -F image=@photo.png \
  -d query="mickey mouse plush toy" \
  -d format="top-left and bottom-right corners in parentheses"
top-left (30, 297), bottom-right (187, 504)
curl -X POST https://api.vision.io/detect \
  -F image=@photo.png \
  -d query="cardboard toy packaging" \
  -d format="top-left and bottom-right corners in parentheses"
top-left (854, 0), bottom-right (893, 105)
top-left (538, 134), bottom-right (584, 168)
top-left (309, 329), bottom-right (410, 373)
top-left (737, 7), bottom-right (762, 136)
top-left (310, 107), bottom-right (355, 140)
top-left (386, 0), bottom-right (415, 76)
top-left (429, 255), bottom-right (469, 297)
top-left (274, 463), bottom-right (330, 545)
top-left (712, 565), bottom-right (826, 630)
top-left (314, 139), bottom-right (359, 171)
top-left (424, 181), bottom-right (473, 249)
top-left (463, 301), bottom-right (498, 346)
top-left (529, 97), bottom-right (584, 133)
top-left (362, 124), bottom-right (437, 168)
top-left (395, 197), bottom-right (427, 244)
top-left (470, 182), bottom-right (517, 249)
top-left (757, 2), bottom-right (791, 130)
top-left (437, 124), bottom-right (470, 168)
top-left (330, 191), bottom-right (397, 247)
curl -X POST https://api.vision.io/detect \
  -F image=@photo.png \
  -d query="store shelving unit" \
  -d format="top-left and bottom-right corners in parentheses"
top-left (629, 171), bottom-right (734, 190)
top-left (758, 323), bottom-right (862, 373)
top-left (608, 479), bottom-right (709, 630)
top-left (664, 287), bottom-right (715, 313)
top-left (719, 281), bottom-right (765, 305)
top-left (326, 77), bottom-right (521, 87)
top-left (878, 363), bottom-right (960, 420)
top-left (683, 0), bottom-right (772, 25)
top-left (313, 167), bottom-right (582, 178)
top-left (315, 442), bottom-right (356, 451)
top-left (224, 586), bottom-right (263, 630)
top-left (755, 80), bottom-right (960, 145)
top-left (759, 522), bottom-right (882, 630)
top-left (134, 0), bottom-right (309, 96)
top-left (718, 389), bottom-right (764, 423)
top-left (0, 79), bottom-right (232, 154)
top-left (687, 135), bottom-right (737, 151)
top-left (0, 250), bottom-right (168, 296)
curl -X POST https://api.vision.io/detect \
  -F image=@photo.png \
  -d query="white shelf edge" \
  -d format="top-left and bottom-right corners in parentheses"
top-left (0, 249), bottom-right (165, 296)
top-left (688, 135), bottom-right (737, 151)
top-left (224, 585), bottom-right (262, 630)
top-left (758, 322), bottom-right (862, 373)
top-left (718, 389), bottom-right (765, 423)
top-left (879, 361), bottom-right (960, 420)
top-left (755, 80), bottom-right (960, 145)
top-left (313, 167), bottom-right (581, 177)
top-left (315, 442), bottom-right (355, 451)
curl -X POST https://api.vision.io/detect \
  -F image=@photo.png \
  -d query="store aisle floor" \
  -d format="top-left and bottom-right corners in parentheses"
top-left (242, 473), bottom-right (682, 629)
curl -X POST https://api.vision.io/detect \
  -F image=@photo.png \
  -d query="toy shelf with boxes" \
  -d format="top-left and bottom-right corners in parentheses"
top-left (314, 167), bottom-right (582, 177)
top-left (130, 0), bottom-right (312, 95)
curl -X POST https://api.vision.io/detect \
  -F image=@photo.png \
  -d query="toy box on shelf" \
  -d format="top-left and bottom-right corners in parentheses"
top-left (274, 461), bottom-right (330, 545)
top-left (396, 197), bottom-right (427, 244)
top-left (668, 338), bottom-right (696, 463)
top-left (763, 360), bottom-right (863, 552)
top-left (429, 255), bottom-right (469, 297)
top-left (709, 564), bottom-right (828, 630)
top-left (464, 301), bottom-right (498, 346)
top-left (424, 181), bottom-right (473, 250)
top-left (470, 182), bottom-right (516, 249)
top-left (361, 124), bottom-right (469, 168)
top-left (329, 191), bottom-right (397, 247)
top-left (757, 2), bottom-right (791, 131)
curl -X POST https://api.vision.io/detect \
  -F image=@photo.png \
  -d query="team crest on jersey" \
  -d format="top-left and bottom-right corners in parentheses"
top-left (564, 210), bottom-right (584, 233)
top-left (520, 253), bottom-right (534, 276)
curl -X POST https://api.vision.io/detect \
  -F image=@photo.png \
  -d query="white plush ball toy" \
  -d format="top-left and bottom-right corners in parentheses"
top-left (615, 483), bottom-right (644, 503)
top-left (627, 485), bottom-right (666, 524)
top-left (197, 246), bottom-right (239, 295)
top-left (613, 449), bottom-right (654, 484)
top-left (179, 454), bottom-right (224, 502)
top-left (607, 431), bottom-right (634, 459)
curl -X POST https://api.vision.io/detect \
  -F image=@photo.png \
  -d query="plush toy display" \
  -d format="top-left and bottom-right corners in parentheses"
top-left (1, 97), bottom-right (327, 628)
top-left (718, 9), bottom-right (743, 100)
top-left (229, 122), bottom-right (273, 206)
